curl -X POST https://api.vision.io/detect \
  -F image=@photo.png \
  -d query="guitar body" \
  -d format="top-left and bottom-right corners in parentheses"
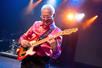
top-left (17, 46), bottom-right (36, 61)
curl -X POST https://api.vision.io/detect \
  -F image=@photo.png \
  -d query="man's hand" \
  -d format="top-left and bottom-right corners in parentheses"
top-left (47, 35), bottom-right (56, 44)
top-left (47, 35), bottom-right (57, 49)
top-left (20, 40), bottom-right (30, 48)
top-left (47, 39), bottom-right (56, 44)
top-left (47, 38), bottom-right (57, 50)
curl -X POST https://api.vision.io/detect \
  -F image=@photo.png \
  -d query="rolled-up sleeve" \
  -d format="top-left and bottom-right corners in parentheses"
top-left (48, 28), bottom-right (63, 59)
top-left (19, 24), bottom-right (34, 44)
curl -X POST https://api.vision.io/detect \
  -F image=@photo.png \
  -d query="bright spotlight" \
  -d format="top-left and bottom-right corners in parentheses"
top-left (66, 12), bottom-right (85, 22)
top-left (67, 13), bottom-right (75, 21)
top-left (76, 13), bottom-right (85, 22)
top-left (82, 15), bottom-right (98, 29)
top-left (61, 9), bottom-right (85, 27)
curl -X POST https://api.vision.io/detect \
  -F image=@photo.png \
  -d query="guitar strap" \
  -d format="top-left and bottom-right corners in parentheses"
top-left (39, 24), bottom-right (55, 40)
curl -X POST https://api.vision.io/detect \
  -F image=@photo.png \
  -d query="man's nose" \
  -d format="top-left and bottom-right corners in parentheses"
top-left (44, 17), bottom-right (48, 20)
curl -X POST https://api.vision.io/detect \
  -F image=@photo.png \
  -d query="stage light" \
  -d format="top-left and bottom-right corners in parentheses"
top-left (66, 12), bottom-right (85, 22)
top-left (26, 0), bottom-right (33, 13)
top-left (64, 11), bottom-right (77, 27)
top-left (75, 13), bottom-right (85, 22)
top-left (67, 13), bottom-right (75, 21)
top-left (25, 0), bottom-right (42, 14)
top-left (82, 15), bottom-right (98, 29)
top-left (61, 9), bottom-right (85, 27)
top-left (47, 0), bottom-right (56, 7)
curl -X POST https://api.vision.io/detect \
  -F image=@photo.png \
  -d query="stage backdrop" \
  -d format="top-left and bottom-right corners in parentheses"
top-left (75, 20), bottom-right (102, 67)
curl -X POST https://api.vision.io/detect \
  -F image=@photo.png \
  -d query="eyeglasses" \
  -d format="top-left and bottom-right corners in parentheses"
top-left (40, 15), bottom-right (53, 19)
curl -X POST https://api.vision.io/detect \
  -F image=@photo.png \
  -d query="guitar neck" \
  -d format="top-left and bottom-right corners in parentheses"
top-left (30, 35), bottom-right (57, 47)
top-left (30, 28), bottom-right (78, 47)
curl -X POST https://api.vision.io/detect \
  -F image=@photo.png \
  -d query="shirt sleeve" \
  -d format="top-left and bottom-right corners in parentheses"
top-left (48, 27), bottom-right (63, 47)
top-left (19, 22), bottom-right (36, 43)
top-left (48, 28), bottom-right (63, 59)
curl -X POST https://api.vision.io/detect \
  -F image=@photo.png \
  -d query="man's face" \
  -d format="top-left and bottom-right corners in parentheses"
top-left (41, 8), bottom-right (53, 25)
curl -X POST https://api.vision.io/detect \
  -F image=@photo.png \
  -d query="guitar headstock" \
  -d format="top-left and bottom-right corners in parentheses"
top-left (61, 28), bottom-right (78, 36)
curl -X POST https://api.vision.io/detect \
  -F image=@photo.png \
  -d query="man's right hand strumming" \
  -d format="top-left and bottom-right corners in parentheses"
top-left (20, 40), bottom-right (30, 48)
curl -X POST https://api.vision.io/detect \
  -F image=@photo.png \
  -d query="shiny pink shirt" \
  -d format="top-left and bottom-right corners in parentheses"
top-left (19, 21), bottom-right (62, 58)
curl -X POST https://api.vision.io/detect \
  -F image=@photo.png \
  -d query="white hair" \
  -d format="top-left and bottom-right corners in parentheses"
top-left (41, 4), bottom-right (55, 15)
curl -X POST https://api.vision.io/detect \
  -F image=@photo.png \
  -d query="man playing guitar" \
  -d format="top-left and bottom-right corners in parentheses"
top-left (18, 0), bottom-right (62, 68)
